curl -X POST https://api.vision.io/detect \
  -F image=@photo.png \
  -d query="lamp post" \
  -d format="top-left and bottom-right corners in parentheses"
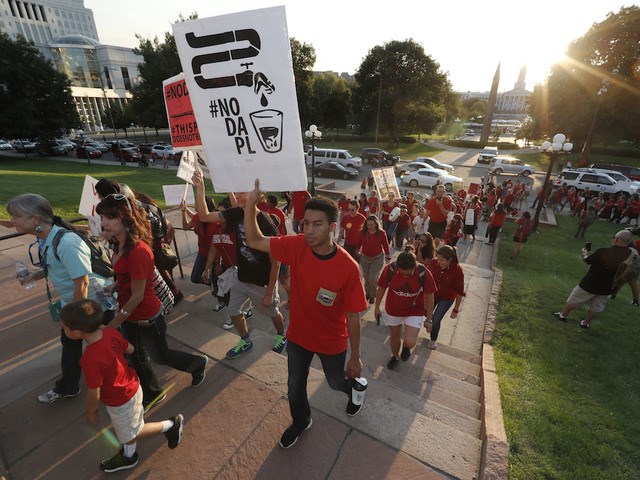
top-left (131, 123), bottom-right (137, 142)
top-left (98, 68), bottom-right (123, 165)
top-left (305, 124), bottom-right (322, 195)
top-left (533, 133), bottom-right (573, 231)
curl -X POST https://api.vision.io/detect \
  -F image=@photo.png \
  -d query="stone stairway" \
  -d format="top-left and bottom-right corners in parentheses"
top-left (167, 226), bottom-right (501, 480)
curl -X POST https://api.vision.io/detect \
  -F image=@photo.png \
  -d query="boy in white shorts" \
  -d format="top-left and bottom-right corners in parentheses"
top-left (60, 299), bottom-right (185, 473)
top-left (374, 248), bottom-right (437, 370)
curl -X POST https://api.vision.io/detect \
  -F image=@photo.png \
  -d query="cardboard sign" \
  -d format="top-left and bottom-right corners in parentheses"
top-left (372, 167), bottom-right (400, 200)
top-left (78, 175), bottom-right (103, 236)
top-left (163, 73), bottom-right (202, 148)
top-left (176, 149), bottom-right (211, 183)
top-left (163, 184), bottom-right (195, 206)
top-left (173, 7), bottom-right (307, 193)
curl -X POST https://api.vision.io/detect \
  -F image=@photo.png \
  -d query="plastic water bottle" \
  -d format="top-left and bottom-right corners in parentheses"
top-left (16, 262), bottom-right (36, 289)
top-left (92, 279), bottom-right (118, 310)
top-left (351, 377), bottom-right (368, 406)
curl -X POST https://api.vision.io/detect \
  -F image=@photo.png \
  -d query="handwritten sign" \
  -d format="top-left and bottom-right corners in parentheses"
top-left (163, 184), bottom-right (195, 206)
top-left (163, 73), bottom-right (202, 148)
top-left (173, 7), bottom-right (307, 193)
top-left (372, 167), bottom-right (400, 200)
top-left (78, 175), bottom-right (102, 236)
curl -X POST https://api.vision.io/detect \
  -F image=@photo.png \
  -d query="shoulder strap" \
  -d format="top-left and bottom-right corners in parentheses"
top-left (52, 229), bottom-right (70, 261)
top-left (387, 263), bottom-right (397, 285)
top-left (417, 263), bottom-right (426, 288)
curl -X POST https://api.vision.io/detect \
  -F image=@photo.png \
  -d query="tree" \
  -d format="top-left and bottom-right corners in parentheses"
top-left (0, 33), bottom-right (79, 140)
top-left (102, 102), bottom-right (135, 137)
top-left (290, 37), bottom-right (316, 128)
top-left (312, 73), bottom-right (351, 131)
top-left (528, 6), bottom-right (640, 149)
top-left (352, 39), bottom-right (453, 143)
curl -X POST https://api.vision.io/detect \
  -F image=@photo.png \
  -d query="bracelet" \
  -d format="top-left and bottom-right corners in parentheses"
top-left (119, 308), bottom-right (131, 317)
top-left (424, 318), bottom-right (432, 323)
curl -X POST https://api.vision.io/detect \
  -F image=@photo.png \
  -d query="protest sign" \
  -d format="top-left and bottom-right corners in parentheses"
top-left (372, 167), bottom-right (400, 200)
top-left (163, 73), bottom-right (202, 149)
top-left (176, 149), bottom-right (211, 183)
top-left (163, 184), bottom-right (195, 206)
top-left (78, 175), bottom-right (102, 236)
top-left (173, 6), bottom-right (307, 193)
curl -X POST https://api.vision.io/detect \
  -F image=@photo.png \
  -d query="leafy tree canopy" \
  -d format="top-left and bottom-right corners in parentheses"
top-left (290, 37), bottom-right (316, 128)
top-left (312, 73), bottom-right (351, 130)
top-left (0, 33), bottom-right (79, 140)
top-left (352, 39), bottom-right (452, 142)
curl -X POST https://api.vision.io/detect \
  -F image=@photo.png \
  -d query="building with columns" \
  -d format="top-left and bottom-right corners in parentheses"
top-left (0, 0), bottom-right (142, 131)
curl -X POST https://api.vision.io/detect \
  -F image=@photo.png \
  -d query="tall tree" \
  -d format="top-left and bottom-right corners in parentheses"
top-left (0, 33), bottom-right (79, 139)
top-left (352, 39), bottom-right (452, 143)
top-left (290, 37), bottom-right (316, 128)
top-left (528, 6), bottom-right (640, 150)
top-left (312, 73), bottom-right (351, 131)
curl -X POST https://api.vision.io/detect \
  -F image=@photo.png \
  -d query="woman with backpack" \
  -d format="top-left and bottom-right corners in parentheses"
top-left (96, 194), bottom-right (208, 409)
top-left (6, 193), bottom-right (115, 404)
top-left (374, 247), bottom-right (437, 369)
top-left (512, 211), bottom-right (534, 259)
top-left (426, 245), bottom-right (465, 350)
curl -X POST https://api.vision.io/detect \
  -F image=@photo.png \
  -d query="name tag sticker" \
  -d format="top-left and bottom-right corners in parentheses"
top-left (316, 288), bottom-right (337, 307)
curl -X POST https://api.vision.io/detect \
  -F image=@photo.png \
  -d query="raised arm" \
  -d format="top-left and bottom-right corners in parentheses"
top-left (244, 179), bottom-right (272, 254)
top-left (192, 170), bottom-right (224, 223)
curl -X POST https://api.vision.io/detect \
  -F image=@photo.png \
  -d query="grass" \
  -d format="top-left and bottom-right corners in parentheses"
top-left (493, 216), bottom-right (640, 479)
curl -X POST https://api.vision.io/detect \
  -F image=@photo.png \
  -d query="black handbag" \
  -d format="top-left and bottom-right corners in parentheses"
top-left (154, 242), bottom-right (178, 271)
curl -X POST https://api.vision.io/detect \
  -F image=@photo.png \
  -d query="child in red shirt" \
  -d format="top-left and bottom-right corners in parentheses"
top-left (60, 300), bottom-right (184, 473)
top-left (375, 248), bottom-right (436, 369)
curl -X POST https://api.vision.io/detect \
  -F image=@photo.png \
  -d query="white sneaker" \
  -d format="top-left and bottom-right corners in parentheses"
top-left (222, 317), bottom-right (234, 330)
top-left (37, 389), bottom-right (81, 404)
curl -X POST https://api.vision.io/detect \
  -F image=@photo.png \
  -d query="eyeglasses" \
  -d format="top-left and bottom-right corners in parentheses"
top-left (106, 193), bottom-right (132, 212)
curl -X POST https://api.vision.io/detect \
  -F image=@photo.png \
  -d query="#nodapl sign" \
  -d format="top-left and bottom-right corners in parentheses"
top-left (163, 73), bottom-right (201, 149)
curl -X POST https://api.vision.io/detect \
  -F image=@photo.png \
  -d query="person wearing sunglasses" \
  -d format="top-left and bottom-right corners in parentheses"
top-left (96, 194), bottom-right (208, 408)
top-left (6, 193), bottom-right (115, 404)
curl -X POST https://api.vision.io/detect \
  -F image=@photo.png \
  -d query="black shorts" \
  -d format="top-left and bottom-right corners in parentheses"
top-left (463, 225), bottom-right (476, 235)
top-left (428, 221), bottom-right (447, 239)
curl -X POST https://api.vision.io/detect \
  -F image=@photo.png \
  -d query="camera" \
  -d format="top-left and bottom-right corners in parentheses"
top-left (585, 242), bottom-right (592, 252)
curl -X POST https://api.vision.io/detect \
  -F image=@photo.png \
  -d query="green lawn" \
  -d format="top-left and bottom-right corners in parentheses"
top-left (494, 216), bottom-right (640, 479)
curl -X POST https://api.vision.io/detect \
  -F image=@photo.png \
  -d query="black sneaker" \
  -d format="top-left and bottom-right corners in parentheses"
top-left (100, 449), bottom-right (139, 473)
top-left (143, 393), bottom-right (166, 413)
top-left (579, 320), bottom-right (590, 329)
top-left (191, 355), bottom-right (208, 387)
top-left (279, 418), bottom-right (313, 449)
top-left (553, 312), bottom-right (567, 323)
top-left (165, 414), bottom-right (184, 449)
top-left (400, 346), bottom-right (411, 361)
top-left (386, 356), bottom-right (399, 370)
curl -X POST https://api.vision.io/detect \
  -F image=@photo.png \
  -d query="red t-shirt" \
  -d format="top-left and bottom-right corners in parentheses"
top-left (381, 200), bottom-right (398, 222)
top-left (358, 230), bottom-right (390, 257)
top-left (378, 264), bottom-right (437, 317)
top-left (489, 211), bottom-right (507, 227)
top-left (405, 198), bottom-right (418, 213)
top-left (426, 196), bottom-right (453, 223)
top-left (427, 258), bottom-right (465, 301)
top-left (114, 241), bottom-right (161, 321)
top-left (193, 214), bottom-right (218, 257)
top-left (80, 328), bottom-right (139, 407)
top-left (266, 206), bottom-right (287, 236)
top-left (292, 191), bottom-right (311, 220)
top-left (211, 225), bottom-right (237, 267)
top-left (337, 198), bottom-right (350, 213)
top-left (368, 196), bottom-right (379, 215)
top-left (270, 235), bottom-right (367, 354)
top-left (340, 212), bottom-right (366, 246)
top-left (396, 214), bottom-right (411, 232)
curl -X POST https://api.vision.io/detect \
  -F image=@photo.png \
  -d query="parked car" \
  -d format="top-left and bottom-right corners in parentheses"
top-left (395, 161), bottom-right (442, 176)
top-left (464, 129), bottom-right (475, 136)
top-left (114, 147), bottom-right (142, 162)
top-left (401, 168), bottom-right (463, 191)
top-left (477, 146), bottom-right (498, 164)
top-left (107, 140), bottom-right (134, 151)
top-left (314, 161), bottom-right (359, 180)
top-left (489, 157), bottom-right (534, 176)
top-left (0, 139), bottom-right (13, 150)
top-left (151, 144), bottom-right (174, 160)
top-left (559, 168), bottom-right (640, 196)
top-left (12, 139), bottom-right (36, 153)
top-left (360, 148), bottom-right (400, 166)
top-left (590, 163), bottom-right (640, 182)
top-left (137, 143), bottom-right (154, 154)
top-left (85, 141), bottom-right (109, 153)
top-left (76, 145), bottom-right (103, 159)
top-left (411, 157), bottom-right (454, 173)
top-left (305, 148), bottom-right (362, 169)
top-left (57, 139), bottom-right (76, 152)
top-left (37, 141), bottom-right (67, 156)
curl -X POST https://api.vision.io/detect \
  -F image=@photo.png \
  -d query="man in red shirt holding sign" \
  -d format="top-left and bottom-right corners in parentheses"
top-left (244, 180), bottom-right (368, 450)
top-left (425, 185), bottom-right (453, 245)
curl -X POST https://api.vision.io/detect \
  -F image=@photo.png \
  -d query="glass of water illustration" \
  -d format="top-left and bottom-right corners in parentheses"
top-left (250, 109), bottom-right (283, 153)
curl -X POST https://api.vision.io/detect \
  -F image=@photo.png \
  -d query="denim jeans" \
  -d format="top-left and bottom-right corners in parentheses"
top-left (54, 309), bottom-right (115, 395)
top-left (190, 252), bottom-right (208, 284)
top-left (286, 340), bottom-right (351, 430)
top-left (431, 298), bottom-right (454, 341)
top-left (383, 221), bottom-right (398, 243)
top-left (121, 314), bottom-right (204, 403)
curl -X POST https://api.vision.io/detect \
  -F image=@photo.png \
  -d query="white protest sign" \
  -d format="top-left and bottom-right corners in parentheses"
top-left (172, 7), bottom-right (307, 193)
top-left (78, 175), bottom-right (103, 236)
top-left (163, 184), bottom-right (195, 206)
top-left (372, 167), bottom-right (400, 200)
top-left (176, 149), bottom-right (211, 183)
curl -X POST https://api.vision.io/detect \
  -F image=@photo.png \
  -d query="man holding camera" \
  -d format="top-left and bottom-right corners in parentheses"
top-left (554, 229), bottom-right (637, 328)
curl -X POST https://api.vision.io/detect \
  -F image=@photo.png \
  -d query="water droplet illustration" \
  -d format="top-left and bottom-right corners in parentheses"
top-left (260, 93), bottom-right (268, 106)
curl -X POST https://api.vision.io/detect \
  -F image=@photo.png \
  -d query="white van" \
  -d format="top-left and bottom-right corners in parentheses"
top-left (478, 146), bottom-right (498, 164)
top-left (305, 148), bottom-right (362, 169)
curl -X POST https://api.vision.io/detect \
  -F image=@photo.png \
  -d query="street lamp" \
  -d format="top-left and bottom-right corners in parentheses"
top-left (533, 133), bottom-right (573, 231)
top-left (305, 124), bottom-right (322, 195)
top-left (97, 68), bottom-right (123, 165)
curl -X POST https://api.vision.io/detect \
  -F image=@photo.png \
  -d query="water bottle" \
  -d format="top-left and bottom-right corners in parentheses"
top-left (16, 262), bottom-right (36, 289)
top-left (351, 377), bottom-right (368, 406)
top-left (92, 278), bottom-right (118, 310)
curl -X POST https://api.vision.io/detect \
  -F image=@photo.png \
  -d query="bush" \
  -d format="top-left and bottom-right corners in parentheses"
top-left (446, 139), bottom-right (519, 149)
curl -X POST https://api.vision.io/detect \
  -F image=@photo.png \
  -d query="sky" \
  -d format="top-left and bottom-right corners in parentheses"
top-left (86, 0), bottom-right (631, 93)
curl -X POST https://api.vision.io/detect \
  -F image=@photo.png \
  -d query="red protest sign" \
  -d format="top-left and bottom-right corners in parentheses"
top-left (163, 73), bottom-right (201, 148)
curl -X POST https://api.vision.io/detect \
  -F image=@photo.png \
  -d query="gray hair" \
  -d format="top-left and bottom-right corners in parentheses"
top-left (6, 193), bottom-right (54, 224)
top-left (615, 230), bottom-right (633, 245)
